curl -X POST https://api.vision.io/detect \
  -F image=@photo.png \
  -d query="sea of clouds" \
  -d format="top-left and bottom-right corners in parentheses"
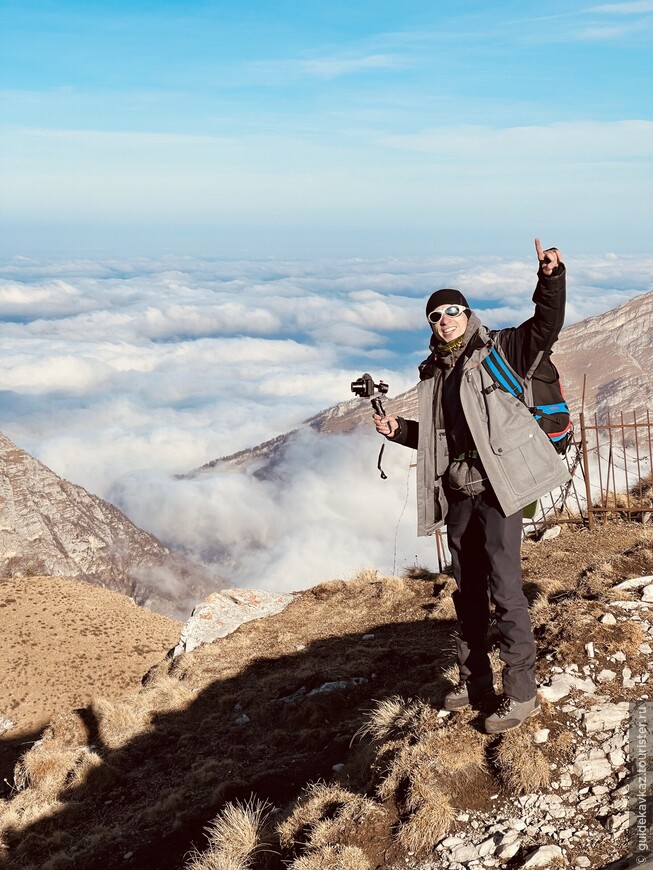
top-left (1, 252), bottom-right (651, 595)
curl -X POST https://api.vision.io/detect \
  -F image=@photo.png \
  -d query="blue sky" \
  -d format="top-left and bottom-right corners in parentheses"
top-left (1, 0), bottom-right (652, 257)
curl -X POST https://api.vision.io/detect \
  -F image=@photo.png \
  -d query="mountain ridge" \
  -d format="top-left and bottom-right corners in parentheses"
top-left (0, 430), bottom-right (214, 618)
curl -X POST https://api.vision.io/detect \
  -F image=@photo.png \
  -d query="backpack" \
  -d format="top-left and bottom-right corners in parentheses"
top-left (481, 345), bottom-right (573, 455)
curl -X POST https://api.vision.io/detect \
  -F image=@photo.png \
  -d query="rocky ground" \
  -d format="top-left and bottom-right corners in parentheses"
top-left (0, 522), bottom-right (652, 869)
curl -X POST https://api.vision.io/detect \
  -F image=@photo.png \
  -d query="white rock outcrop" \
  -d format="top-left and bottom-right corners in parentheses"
top-left (173, 587), bottom-right (294, 655)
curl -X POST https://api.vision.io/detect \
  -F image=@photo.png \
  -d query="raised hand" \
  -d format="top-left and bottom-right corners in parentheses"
top-left (535, 237), bottom-right (563, 276)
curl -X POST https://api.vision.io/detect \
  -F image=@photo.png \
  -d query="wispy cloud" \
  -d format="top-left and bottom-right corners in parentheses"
top-left (589, 1), bottom-right (653, 13)
top-left (252, 52), bottom-right (404, 81)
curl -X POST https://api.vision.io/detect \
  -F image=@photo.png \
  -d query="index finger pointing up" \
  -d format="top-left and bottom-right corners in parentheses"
top-left (534, 237), bottom-right (544, 261)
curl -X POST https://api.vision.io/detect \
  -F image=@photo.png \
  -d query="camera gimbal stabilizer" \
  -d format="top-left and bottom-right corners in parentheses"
top-left (350, 373), bottom-right (390, 479)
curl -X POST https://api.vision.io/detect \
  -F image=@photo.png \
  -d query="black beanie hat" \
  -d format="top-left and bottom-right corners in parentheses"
top-left (425, 288), bottom-right (470, 320)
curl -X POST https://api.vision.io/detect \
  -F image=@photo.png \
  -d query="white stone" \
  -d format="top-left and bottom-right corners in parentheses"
top-left (496, 841), bottom-right (521, 860)
top-left (575, 858), bottom-right (591, 868)
top-left (173, 588), bottom-right (294, 655)
top-left (588, 747), bottom-right (607, 760)
top-left (362, 633), bottom-right (375, 640)
top-left (607, 812), bottom-right (630, 834)
top-left (608, 749), bottom-right (626, 767)
top-left (613, 575), bottom-right (653, 590)
top-left (450, 844), bottom-right (479, 863)
top-left (499, 829), bottom-right (521, 845)
top-left (541, 525), bottom-right (562, 541)
top-left (642, 584), bottom-right (653, 602)
top-left (478, 837), bottom-right (497, 858)
top-left (532, 728), bottom-right (550, 744)
top-left (611, 651), bottom-right (627, 662)
top-left (308, 678), bottom-right (367, 696)
top-left (584, 641), bottom-right (595, 658)
top-left (441, 836), bottom-right (465, 848)
top-left (583, 702), bottom-right (630, 732)
top-left (539, 673), bottom-right (596, 702)
top-left (0, 717), bottom-right (14, 736)
top-left (639, 643), bottom-right (653, 654)
top-left (597, 669), bottom-right (617, 683)
top-left (573, 757), bottom-right (612, 782)
top-left (519, 845), bottom-right (566, 868)
top-left (600, 612), bottom-right (617, 625)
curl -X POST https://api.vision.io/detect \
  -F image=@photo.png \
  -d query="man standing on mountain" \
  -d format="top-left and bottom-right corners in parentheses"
top-left (374, 239), bottom-right (570, 733)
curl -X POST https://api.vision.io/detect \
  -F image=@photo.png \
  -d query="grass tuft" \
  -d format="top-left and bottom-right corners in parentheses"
top-left (184, 796), bottom-right (274, 869)
top-left (495, 727), bottom-right (551, 793)
top-left (277, 782), bottom-right (382, 851)
top-left (288, 844), bottom-right (371, 869)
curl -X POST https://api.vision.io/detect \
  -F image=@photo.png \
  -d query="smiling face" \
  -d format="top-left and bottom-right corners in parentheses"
top-left (432, 305), bottom-right (468, 343)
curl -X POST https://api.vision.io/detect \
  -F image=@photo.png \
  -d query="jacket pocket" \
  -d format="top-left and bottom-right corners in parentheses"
top-left (485, 386), bottom-right (537, 455)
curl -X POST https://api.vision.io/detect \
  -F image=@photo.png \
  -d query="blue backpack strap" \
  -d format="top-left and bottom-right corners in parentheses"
top-left (482, 347), bottom-right (525, 400)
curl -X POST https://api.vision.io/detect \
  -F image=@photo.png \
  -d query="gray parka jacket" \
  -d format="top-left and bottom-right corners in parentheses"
top-left (394, 267), bottom-right (571, 535)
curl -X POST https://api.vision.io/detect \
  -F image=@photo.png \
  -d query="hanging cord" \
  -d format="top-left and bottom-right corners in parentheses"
top-left (371, 395), bottom-right (388, 479)
top-left (392, 457), bottom-right (413, 575)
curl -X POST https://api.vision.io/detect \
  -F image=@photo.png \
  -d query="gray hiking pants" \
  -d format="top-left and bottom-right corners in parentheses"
top-left (446, 489), bottom-right (537, 702)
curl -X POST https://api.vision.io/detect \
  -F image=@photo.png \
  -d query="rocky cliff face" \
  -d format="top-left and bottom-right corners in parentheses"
top-left (554, 288), bottom-right (653, 421)
top-left (0, 431), bottom-right (209, 617)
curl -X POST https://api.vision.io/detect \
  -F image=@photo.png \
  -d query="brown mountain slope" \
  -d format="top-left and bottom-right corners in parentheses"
top-left (0, 575), bottom-right (180, 785)
top-left (0, 522), bottom-right (651, 869)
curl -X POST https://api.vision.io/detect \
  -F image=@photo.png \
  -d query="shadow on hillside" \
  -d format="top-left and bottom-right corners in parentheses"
top-left (1, 592), bottom-right (465, 870)
top-left (0, 728), bottom-right (43, 797)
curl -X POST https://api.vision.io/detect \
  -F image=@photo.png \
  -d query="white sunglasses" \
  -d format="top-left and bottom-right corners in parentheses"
top-left (427, 303), bottom-right (467, 325)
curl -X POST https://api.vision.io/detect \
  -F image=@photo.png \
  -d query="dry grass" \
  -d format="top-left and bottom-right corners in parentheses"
top-left (90, 696), bottom-right (152, 749)
top-left (13, 742), bottom-right (92, 800)
top-left (185, 854), bottom-right (244, 870)
top-left (41, 712), bottom-right (88, 748)
top-left (277, 783), bottom-right (382, 851)
top-left (184, 797), bottom-right (274, 870)
top-left (359, 697), bottom-right (487, 855)
top-left (139, 671), bottom-right (196, 715)
top-left (395, 801), bottom-right (455, 854)
top-left (358, 696), bottom-right (436, 744)
top-left (495, 727), bottom-right (551, 794)
top-left (288, 844), bottom-right (371, 869)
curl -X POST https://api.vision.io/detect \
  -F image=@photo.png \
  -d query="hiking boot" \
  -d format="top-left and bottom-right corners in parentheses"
top-left (484, 694), bottom-right (540, 734)
top-left (443, 674), bottom-right (495, 712)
